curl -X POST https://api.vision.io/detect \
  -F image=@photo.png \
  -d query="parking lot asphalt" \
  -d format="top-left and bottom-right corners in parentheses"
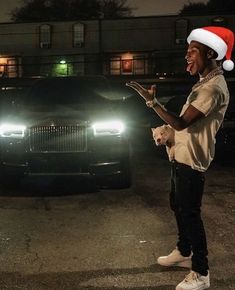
top-left (0, 131), bottom-right (234, 290)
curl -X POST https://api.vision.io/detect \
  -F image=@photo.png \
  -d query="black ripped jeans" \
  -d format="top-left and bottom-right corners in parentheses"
top-left (170, 160), bottom-right (208, 276)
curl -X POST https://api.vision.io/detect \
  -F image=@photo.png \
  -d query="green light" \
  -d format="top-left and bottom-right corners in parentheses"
top-left (60, 60), bottom-right (66, 64)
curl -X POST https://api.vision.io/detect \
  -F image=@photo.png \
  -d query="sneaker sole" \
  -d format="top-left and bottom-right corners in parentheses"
top-left (158, 259), bottom-right (192, 268)
top-left (176, 283), bottom-right (210, 290)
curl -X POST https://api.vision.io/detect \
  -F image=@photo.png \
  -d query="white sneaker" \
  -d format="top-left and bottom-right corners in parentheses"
top-left (157, 248), bottom-right (192, 268)
top-left (176, 271), bottom-right (210, 290)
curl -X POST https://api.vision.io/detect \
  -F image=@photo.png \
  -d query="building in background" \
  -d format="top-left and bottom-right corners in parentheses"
top-left (0, 14), bottom-right (234, 78)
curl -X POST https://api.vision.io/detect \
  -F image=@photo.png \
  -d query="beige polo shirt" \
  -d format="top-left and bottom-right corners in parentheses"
top-left (174, 74), bottom-right (230, 172)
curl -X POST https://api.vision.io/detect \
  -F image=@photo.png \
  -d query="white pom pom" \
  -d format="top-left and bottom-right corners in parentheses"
top-left (223, 60), bottom-right (234, 71)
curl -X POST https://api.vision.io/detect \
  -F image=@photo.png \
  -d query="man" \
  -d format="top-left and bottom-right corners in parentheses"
top-left (126, 26), bottom-right (234, 290)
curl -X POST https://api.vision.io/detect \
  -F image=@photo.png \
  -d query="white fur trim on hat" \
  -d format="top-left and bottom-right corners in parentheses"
top-left (187, 28), bottom-right (227, 60)
top-left (223, 60), bottom-right (234, 71)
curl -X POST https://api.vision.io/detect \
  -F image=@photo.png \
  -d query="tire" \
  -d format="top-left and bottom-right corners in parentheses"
top-left (0, 165), bottom-right (22, 189)
top-left (108, 159), bottom-right (132, 189)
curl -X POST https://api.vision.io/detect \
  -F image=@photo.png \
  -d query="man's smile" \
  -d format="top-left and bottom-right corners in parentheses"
top-left (186, 60), bottom-right (194, 72)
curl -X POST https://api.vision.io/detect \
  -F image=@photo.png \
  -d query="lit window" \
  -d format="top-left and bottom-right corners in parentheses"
top-left (110, 57), bottom-right (121, 75)
top-left (7, 59), bottom-right (18, 78)
top-left (0, 57), bottom-right (19, 78)
top-left (122, 59), bottom-right (133, 74)
top-left (73, 23), bottom-right (85, 47)
top-left (133, 55), bottom-right (145, 75)
top-left (121, 53), bottom-right (133, 75)
top-left (39, 24), bottom-right (51, 49)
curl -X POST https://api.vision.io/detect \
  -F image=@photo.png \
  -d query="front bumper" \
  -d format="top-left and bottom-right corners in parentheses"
top-left (0, 136), bottom-right (131, 178)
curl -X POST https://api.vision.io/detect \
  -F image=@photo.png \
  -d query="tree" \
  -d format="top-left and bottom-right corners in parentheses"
top-left (100, 0), bottom-right (131, 18)
top-left (11, 0), bottom-right (133, 22)
top-left (179, 2), bottom-right (207, 16)
top-left (179, 0), bottom-right (235, 16)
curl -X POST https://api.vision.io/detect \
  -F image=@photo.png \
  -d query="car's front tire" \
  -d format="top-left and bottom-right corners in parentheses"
top-left (108, 160), bottom-right (132, 189)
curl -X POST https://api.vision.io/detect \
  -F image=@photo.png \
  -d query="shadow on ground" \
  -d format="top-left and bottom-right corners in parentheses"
top-left (0, 264), bottom-right (185, 290)
top-left (0, 175), bottom-right (100, 197)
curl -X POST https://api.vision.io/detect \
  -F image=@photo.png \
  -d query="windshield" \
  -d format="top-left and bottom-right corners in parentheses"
top-left (25, 76), bottom-right (113, 107)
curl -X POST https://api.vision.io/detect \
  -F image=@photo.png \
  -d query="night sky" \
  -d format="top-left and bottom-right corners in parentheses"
top-left (0, 0), bottom-right (208, 23)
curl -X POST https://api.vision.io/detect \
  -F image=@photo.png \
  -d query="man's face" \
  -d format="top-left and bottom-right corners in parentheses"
top-left (185, 41), bottom-right (210, 76)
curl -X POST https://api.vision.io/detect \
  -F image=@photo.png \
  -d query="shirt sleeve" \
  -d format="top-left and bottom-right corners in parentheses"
top-left (190, 85), bottom-right (221, 116)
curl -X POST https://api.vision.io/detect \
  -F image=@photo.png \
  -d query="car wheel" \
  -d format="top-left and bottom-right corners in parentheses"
top-left (0, 167), bottom-right (22, 188)
top-left (109, 161), bottom-right (132, 189)
top-left (0, 175), bottom-right (22, 188)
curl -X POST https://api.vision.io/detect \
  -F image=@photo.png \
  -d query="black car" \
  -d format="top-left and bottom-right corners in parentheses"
top-left (0, 76), bottom-right (132, 188)
top-left (212, 79), bottom-right (235, 165)
top-left (214, 110), bottom-right (235, 165)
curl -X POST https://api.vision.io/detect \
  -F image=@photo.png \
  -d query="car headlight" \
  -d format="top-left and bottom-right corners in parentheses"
top-left (0, 123), bottom-right (26, 138)
top-left (92, 120), bottom-right (125, 136)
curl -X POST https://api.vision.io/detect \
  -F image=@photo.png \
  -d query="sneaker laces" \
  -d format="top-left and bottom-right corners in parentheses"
top-left (184, 271), bottom-right (198, 283)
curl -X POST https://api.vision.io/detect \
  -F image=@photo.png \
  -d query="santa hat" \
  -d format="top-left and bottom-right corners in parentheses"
top-left (187, 26), bottom-right (234, 71)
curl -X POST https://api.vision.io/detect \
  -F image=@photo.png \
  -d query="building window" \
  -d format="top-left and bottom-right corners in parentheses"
top-left (7, 59), bottom-right (18, 78)
top-left (133, 55), bottom-right (145, 75)
top-left (0, 57), bottom-right (19, 78)
top-left (110, 57), bottom-right (121, 75)
top-left (175, 19), bottom-right (188, 45)
top-left (39, 24), bottom-right (52, 49)
top-left (73, 23), bottom-right (85, 47)
top-left (122, 59), bottom-right (133, 74)
top-left (121, 53), bottom-right (133, 75)
top-left (109, 54), bottom-right (148, 75)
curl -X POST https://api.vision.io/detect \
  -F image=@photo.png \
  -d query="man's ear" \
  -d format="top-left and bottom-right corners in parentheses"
top-left (207, 49), bottom-right (217, 60)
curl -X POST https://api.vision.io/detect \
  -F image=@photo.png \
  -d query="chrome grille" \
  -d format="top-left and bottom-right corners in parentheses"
top-left (29, 125), bottom-right (87, 152)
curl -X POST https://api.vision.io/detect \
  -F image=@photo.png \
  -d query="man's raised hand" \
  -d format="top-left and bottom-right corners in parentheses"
top-left (126, 81), bottom-right (156, 102)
